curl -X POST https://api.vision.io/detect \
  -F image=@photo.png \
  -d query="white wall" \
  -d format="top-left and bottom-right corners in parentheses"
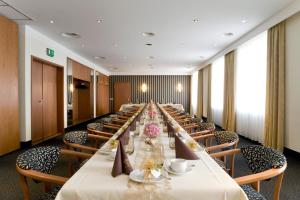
top-left (19, 25), bottom-right (109, 142)
top-left (285, 12), bottom-right (300, 153)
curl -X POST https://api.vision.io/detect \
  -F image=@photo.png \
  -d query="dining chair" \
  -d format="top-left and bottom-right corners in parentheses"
top-left (210, 145), bottom-right (287, 200)
top-left (193, 131), bottom-right (239, 176)
top-left (16, 146), bottom-right (92, 200)
top-left (63, 130), bottom-right (110, 153)
top-left (87, 122), bottom-right (115, 137)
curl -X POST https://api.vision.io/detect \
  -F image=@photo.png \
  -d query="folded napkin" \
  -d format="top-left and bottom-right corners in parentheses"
top-left (117, 126), bottom-right (131, 145)
top-left (167, 122), bottom-right (175, 137)
top-left (175, 134), bottom-right (199, 160)
top-left (111, 141), bottom-right (133, 177)
top-left (130, 119), bottom-right (136, 131)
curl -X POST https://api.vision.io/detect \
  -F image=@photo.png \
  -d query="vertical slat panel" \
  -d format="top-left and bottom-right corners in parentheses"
top-left (109, 75), bottom-right (190, 111)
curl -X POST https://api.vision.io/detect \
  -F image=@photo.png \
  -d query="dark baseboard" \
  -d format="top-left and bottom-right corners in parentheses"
top-left (237, 134), bottom-right (262, 146)
top-left (20, 140), bottom-right (32, 149)
top-left (284, 147), bottom-right (300, 160)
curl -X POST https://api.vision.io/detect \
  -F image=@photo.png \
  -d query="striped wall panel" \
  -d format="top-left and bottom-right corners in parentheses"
top-left (109, 75), bottom-right (191, 112)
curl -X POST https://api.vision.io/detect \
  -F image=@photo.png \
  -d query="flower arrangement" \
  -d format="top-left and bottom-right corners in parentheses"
top-left (148, 110), bottom-right (157, 119)
top-left (144, 123), bottom-right (160, 138)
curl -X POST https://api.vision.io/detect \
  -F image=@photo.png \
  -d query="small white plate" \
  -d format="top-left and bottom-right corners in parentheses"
top-left (164, 161), bottom-right (193, 175)
top-left (99, 147), bottom-right (117, 155)
top-left (129, 169), bottom-right (165, 183)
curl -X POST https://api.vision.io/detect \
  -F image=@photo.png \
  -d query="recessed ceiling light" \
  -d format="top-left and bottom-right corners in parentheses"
top-left (224, 32), bottom-right (234, 36)
top-left (149, 66), bottom-right (154, 70)
top-left (61, 32), bottom-right (81, 38)
top-left (113, 67), bottom-right (118, 71)
top-left (100, 56), bottom-right (106, 59)
top-left (114, 44), bottom-right (118, 47)
top-left (81, 44), bottom-right (85, 47)
top-left (199, 56), bottom-right (205, 59)
top-left (50, 20), bottom-right (54, 24)
top-left (142, 32), bottom-right (155, 37)
top-left (94, 56), bottom-right (99, 59)
top-left (97, 19), bottom-right (104, 23)
top-left (241, 19), bottom-right (247, 23)
top-left (145, 43), bottom-right (152, 46)
top-left (146, 56), bottom-right (154, 59)
top-left (193, 19), bottom-right (199, 23)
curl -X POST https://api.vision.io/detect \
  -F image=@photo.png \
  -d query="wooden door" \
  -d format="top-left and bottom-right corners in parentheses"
top-left (114, 82), bottom-right (131, 112)
top-left (31, 60), bottom-right (44, 143)
top-left (97, 74), bottom-right (110, 115)
top-left (0, 16), bottom-right (19, 155)
top-left (42, 64), bottom-right (58, 139)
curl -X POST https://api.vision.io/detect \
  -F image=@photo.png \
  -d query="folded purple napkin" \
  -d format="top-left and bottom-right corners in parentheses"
top-left (174, 133), bottom-right (199, 160)
top-left (111, 141), bottom-right (133, 177)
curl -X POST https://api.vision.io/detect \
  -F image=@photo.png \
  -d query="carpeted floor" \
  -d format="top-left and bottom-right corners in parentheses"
top-left (0, 136), bottom-right (299, 200)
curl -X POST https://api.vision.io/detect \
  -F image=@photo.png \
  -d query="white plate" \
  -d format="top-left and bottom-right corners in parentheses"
top-left (99, 147), bottom-right (117, 155)
top-left (164, 161), bottom-right (193, 175)
top-left (129, 169), bottom-right (165, 183)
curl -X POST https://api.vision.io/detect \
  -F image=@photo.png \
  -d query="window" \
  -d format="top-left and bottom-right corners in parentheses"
top-left (211, 56), bottom-right (225, 126)
top-left (235, 31), bottom-right (267, 143)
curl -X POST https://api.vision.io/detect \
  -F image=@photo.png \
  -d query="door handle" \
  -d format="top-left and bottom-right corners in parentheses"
top-left (38, 99), bottom-right (42, 103)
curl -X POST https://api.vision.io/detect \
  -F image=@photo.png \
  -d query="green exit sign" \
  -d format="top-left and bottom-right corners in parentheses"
top-left (46, 48), bottom-right (54, 57)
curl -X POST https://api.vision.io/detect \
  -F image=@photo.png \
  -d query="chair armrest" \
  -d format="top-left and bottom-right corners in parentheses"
top-left (235, 163), bottom-right (287, 185)
top-left (61, 149), bottom-right (94, 158)
top-left (206, 142), bottom-right (236, 152)
top-left (210, 148), bottom-right (241, 158)
top-left (190, 130), bottom-right (211, 136)
top-left (88, 128), bottom-right (114, 137)
top-left (88, 133), bottom-right (110, 141)
top-left (16, 166), bottom-right (69, 185)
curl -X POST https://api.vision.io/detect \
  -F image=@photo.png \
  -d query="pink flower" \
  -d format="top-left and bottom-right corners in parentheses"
top-left (148, 110), bottom-right (157, 118)
top-left (144, 123), bottom-right (160, 138)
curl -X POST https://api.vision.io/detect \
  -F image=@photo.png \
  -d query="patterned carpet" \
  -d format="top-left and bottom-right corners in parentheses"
top-left (0, 135), bottom-right (299, 200)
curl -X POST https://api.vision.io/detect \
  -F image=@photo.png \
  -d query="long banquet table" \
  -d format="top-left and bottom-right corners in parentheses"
top-left (56, 104), bottom-right (248, 200)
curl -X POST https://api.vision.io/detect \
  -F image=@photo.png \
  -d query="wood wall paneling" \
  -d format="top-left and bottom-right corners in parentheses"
top-left (42, 64), bottom-right (58, 139)
top-left (72, 60), bottom-right (91, 82)
top-left (96, 73), bottom-right (109, 116)
top-left (31, 60), bottom-right (44, 143)
top-left (31, 57), bottom-right (64, 144)
top-left (0, 16), bottom-right (19, 155)
top-left (114, 82), bottom-right (131, 112)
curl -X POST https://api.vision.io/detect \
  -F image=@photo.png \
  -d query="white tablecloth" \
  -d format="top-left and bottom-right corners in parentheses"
top-left (160, 104), bottom-right (185, 112)
top-left (119, 104), bottom-right (143, 112)
top-left (56, 105), bottom-right (247, 200)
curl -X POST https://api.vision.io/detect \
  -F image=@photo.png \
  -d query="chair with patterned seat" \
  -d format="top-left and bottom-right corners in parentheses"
top-left (184, 122), bottom-right (216, 147)
top-left (87, 122), bottom-right (115, 136)
top-left (194, 131), bottom-right (239, 176)
top-left (63, 130), bottom-right (110, 153)
top-left (16, 146), bottom-right (92, 200)
top-left (210, 145), bottom-right (287, 200)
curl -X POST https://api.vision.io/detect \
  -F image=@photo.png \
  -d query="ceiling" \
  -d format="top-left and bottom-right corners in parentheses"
top-left (1, 0), bottom-right (295, 74)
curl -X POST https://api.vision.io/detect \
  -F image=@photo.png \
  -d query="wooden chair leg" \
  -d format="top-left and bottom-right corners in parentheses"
top-left (251, 181), bottom-right (260, 192)
top-left (229, 153), bottom-right (236, 177)
top-left (274, 173), bottom-right (285, 200)
top-left (19, 175), bottom-right (30, 200)
top-left (44, 182), bottom-right (52, 193)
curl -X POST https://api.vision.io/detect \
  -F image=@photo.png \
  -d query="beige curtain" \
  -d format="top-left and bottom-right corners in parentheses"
top-left (264, 21), bottom-right (285, 152)
top-left (197, 69), bottom-right (203, 117)
top-left (222, 51), bottom-right (236, 131)
top-left (207, 64), bottom-right (212, 122)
